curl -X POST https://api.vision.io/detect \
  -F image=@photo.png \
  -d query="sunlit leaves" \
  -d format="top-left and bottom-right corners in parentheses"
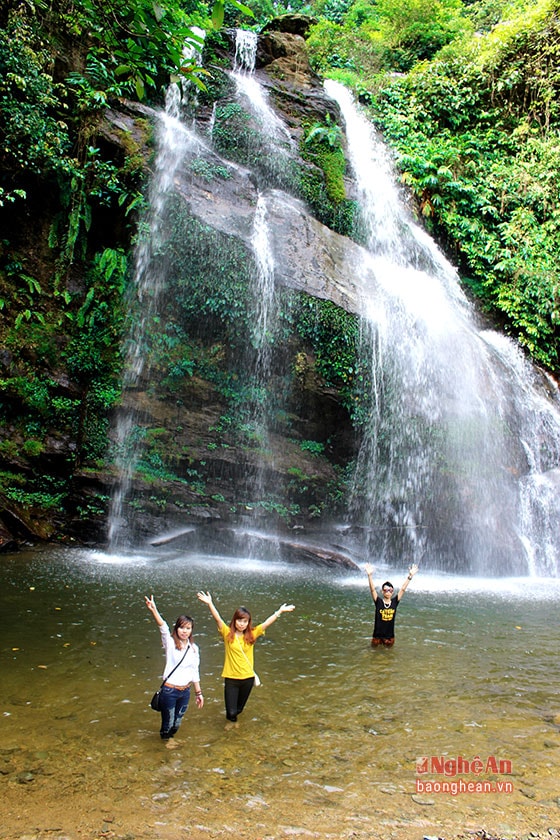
top-left (212, 0), bottom-right (225, 28)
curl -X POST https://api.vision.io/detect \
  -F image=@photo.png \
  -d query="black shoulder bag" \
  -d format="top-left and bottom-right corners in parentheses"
top-left (150, 644), bottom-right (190, 711)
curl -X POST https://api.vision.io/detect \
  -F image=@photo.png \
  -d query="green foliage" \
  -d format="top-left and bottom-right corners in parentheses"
top-left (84, 3), bottom-right (209, 102)
top-left (35, 0), bottom-right (251, 105)
top-left (0, 15), bottom-right (76, 179)
top-left (65, 248), bottom-right (128, 381)
top-left (161, 198), bottom-right (252, 347)
top-left (307, 18), bottom-right (384, 78)
top-left (0, 5), bottom-right (147, 305)
top-left (3, 488), bottom-right (64, 510)
top-left (0, 467), bottom-right (68, 520)
top-left (462, 0), bottom-right (505, 32)
top-left (189, 158), bottom-right (232, 181)
top-left (299, 115), bottom-right (358, 235)
top-left (0, 375), bottom-right (53, 418)
top-left (307, 0), bottom-right (470, 75)
top-left (365, 1), bottom-right (560, 369)
top-left (212, 0), bottom-right (255, 28)
top-left (211, 101), bottom-right (298, 190)
top-left (0, 187), bottom-right (27, 207)
top-left (299, 439), bottom-right (325, 455)
top-left (0, 245), bottom-right (127, 479)
top-left (254, 499), bottom-right (302, 520)
top-left (75, 494), bottom-right (109, 518)
top-left (313, 0), bottom-right (355, 24)
top-left (212, 102), bottom-right (258, 158)
top-left (289, 293), bottom-right (365, 419)
top-left (305, 113), bottom-right (343, 149)
top-left (302, 115), bottom-right (346, 205)
top-left (376, 0), bottom-right (471, 70)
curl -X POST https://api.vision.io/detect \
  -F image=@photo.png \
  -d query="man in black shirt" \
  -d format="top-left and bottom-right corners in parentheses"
top-left (364, 562), bottom-right (418, 647)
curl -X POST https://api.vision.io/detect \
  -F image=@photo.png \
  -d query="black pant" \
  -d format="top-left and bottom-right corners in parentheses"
top-left (224, 677), bottom-right (254, 722)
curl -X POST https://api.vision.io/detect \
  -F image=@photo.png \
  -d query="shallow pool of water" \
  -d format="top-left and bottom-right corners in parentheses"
top-left (1, 546), bottom-right (559, 839)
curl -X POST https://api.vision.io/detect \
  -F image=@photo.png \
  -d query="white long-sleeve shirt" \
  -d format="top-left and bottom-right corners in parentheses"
top-left (159, 621), bottom-right (200, 685)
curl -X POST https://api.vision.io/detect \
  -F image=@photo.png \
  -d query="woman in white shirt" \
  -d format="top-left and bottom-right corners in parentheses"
top-left (145, 595), bottom-right (204, 743)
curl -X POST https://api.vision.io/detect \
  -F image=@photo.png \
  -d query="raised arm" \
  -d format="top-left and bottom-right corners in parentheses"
top-left (364, 563), bottom-right (378, 602)
top-left (196, 591), bottom-right (225, 629)
top-left (144, 594), bottom-right (165, 626)
top-left (397, 563), bottom-right (419, 601)
top-left (261, 603), bottom-right (295, 630)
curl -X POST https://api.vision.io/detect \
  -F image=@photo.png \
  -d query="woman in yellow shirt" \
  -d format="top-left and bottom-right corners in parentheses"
top-left (197, 591), bottom-right (294, 724)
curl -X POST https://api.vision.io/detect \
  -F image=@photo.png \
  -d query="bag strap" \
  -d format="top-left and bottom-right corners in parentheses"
top-left (159, 644), bottom-right (190, 689)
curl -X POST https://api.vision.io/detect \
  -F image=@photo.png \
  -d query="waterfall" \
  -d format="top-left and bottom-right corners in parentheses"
top-left (245, 190), bottom-right (277, 472)
top-left (234, 29), bottom-right (258, 72)
top-left (105, 28), bottom-right (559, 575)
top-left (108, 31), bottom-right (287, 550)
top-left (244, 193), bottom-right (281, 547)
top-left (226, 29), bottom-right (295, 189)
top-left (107, 86), bottom-right (201, 549)
top-left (228, 30), bottom-right (290, 540)
top-left (250, 193), bottom-right (276, 377)
top-left (325, 80), bottom-right (560, 575)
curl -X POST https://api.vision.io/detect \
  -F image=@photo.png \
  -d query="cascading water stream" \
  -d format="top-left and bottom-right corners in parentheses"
top-left (227, 30), bottom-right (289, 548)
top-left (107, 86), bottom-right (202, 549)
top-left (244, 193), bottom-right (280, 547)
top-left (481, 329), bottom-right (560, 575)
top-left (325, 80), bottom-right (560, 575)
top-left (232, 29), bottom-right (291, 144)
top-left (234, 28), bottom-right (258, 72)
top-left (250, 193), bottom-right (276, 383)
top-left (244, 190), bottom-right (277, 472)
top-left (228, 30), bottom-right (295, 189)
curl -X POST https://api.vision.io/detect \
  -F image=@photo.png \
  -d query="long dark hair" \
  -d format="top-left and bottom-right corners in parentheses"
top-left (172, 614), bottom-right (194, 649)
top-left (227, 606), bottom-right (255, 644)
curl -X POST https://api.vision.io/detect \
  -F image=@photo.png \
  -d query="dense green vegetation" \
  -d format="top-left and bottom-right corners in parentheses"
top-left (302, 0), bottom-right (560, 369)
top-left (1, 0), bottom-right (559, 539)
top-left (0, 0), bottom-right (253, 529)
top-left (3, 0), bottom-right (556, 384)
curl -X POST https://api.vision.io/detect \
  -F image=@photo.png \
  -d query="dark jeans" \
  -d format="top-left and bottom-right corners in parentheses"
top-left (224, 677), bottom-right (254, 722)
top-left (159, 685), bottom-right (190, 739)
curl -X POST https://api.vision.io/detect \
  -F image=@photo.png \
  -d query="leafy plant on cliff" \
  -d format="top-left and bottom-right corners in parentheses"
top-left (302, 114), bottom-right (346, 204)
top-left (289, 293), bottom-right (366, 421)
top-left (299, 115), bottom-right (358, 236)
top-left (212, 101), bottom-right (298, 191)
top-left (63, 248), bottom-right (128, 462)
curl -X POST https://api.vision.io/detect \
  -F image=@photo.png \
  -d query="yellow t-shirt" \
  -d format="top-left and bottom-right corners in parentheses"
top-left (219, 622), bottom-right (264, 678)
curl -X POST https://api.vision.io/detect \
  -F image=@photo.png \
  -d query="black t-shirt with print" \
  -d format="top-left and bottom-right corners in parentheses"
top-left (373, 596), bottom-right (399, 638)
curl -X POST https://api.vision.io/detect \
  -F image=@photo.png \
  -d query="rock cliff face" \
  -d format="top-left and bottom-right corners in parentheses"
top-left (13, 16), bottom-right (366, 556)
top-left (100, 20), bottom-right (368, 552)
top-left (0, 15), bottom-right (369, 556)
